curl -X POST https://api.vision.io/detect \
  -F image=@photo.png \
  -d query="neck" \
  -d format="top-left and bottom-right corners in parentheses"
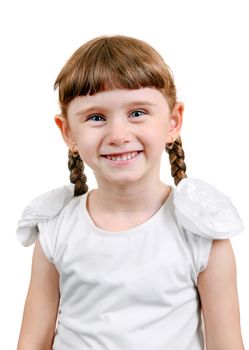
top-left (89, 179), bottom-right (171, 215)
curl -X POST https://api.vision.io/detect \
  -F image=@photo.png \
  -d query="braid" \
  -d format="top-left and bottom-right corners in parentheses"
top-left (68, 149), bottom-right (88, 197)
top-left (165, 136), bottom-right (187, 186)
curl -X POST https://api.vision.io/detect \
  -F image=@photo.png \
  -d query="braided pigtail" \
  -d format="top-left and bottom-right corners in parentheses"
top-left (165, 136), bottom-right (187, 186)
top-left (68, 149), bottom-right (88, 197)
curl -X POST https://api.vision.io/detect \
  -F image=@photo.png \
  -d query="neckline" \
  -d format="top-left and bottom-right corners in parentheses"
top-left (80, 186), bottom-right (174, 238)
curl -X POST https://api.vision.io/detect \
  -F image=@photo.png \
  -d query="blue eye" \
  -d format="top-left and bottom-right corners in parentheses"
top-left (87, 114), bottom-right (105, 122)
top-left (130, 110), bottom-right (145, 118)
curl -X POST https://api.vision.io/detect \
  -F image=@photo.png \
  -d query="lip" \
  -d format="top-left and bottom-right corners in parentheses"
top-left (102, 150), bottom-right (143, 156)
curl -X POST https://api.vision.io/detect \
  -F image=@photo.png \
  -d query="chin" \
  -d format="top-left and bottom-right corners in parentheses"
top-left (107, 176), bottom-right (143, 187)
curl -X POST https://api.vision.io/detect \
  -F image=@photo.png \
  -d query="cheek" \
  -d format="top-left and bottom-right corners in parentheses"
top-left (144, 120), bottom-right (168, 144)
top-left (74, 130), bottom-right (108, 169)
top-left (73, 132), bottom-right (95, 161)
top-left (78, 141), bottom-right (93, 160)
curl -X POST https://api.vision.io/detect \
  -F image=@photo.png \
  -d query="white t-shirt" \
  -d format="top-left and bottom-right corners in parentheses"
top-left (16, 178), bottom-right (244, 350)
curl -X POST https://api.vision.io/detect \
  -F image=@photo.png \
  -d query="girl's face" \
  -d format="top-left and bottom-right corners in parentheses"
top-left (55, 88), bottom-right (183, 188)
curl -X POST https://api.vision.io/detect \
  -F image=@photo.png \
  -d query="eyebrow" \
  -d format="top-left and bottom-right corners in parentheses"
top-left (74, 101), bottom-right (157, 116)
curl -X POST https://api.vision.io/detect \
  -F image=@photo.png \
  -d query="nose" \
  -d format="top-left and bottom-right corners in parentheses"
top-left (106, 119), bottom-right (133, 145)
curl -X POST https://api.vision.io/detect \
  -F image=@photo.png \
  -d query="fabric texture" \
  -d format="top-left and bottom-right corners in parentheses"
top-left (16, 178), bottom-right (244, 350)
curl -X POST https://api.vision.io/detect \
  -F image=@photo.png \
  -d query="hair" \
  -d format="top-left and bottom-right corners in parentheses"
top-left (54, 35), bottom-right (187, 196)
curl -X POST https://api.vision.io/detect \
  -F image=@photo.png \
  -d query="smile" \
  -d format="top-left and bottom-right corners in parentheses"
top-left (105, 151), bottom-right (139, 161)
top-left (101, 151), bottom-right (142, 166)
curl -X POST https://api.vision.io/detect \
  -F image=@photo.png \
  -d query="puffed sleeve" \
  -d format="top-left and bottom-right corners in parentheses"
top-left (16, 184), bottom-right (74, 262)
top-left (172, 178), bottom-right (244, 274)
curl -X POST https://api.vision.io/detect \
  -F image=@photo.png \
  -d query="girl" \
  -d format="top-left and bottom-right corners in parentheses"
top-left (16, 35), bottom-right (244, 350)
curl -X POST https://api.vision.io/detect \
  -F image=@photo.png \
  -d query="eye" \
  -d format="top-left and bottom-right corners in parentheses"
top-left (130, 110), bottom-right (145, 118)
top-left (86, 114), bottom-right (105, 122)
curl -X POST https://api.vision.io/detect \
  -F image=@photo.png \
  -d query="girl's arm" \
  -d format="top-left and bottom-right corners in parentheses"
top-left (197, 239), bottom-right (244, 350)
top-left (17, 239), bottom-right (60, 350)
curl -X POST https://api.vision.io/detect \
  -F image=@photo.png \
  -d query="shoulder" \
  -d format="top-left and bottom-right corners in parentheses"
top-left (16, 184), bottom-right (81, 247)
top-left (171, 178), bottom-right (244, 240)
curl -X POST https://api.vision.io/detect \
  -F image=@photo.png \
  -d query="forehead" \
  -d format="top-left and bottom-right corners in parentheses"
top-left (67, 87), bottom-right (170, 116)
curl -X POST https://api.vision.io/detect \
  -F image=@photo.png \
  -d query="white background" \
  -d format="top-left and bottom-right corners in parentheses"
top-left (0, 0), bottom-right (248, 348)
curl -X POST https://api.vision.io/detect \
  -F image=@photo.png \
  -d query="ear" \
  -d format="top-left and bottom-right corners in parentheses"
top-left (54, 114), bottom-right (77, 151)
top-left (166, 102), bottom-right (184, 143)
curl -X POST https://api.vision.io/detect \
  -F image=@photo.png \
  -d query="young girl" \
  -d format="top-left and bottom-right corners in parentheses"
top-left (16, 35), bottom-right (245, 350)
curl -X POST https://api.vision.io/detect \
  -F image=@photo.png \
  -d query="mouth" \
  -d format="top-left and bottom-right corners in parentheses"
top-left (101, 151), bottom-right (143, 161)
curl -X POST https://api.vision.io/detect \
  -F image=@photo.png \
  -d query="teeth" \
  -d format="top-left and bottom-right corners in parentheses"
top-left (106, 151), bottom-right (138, 161)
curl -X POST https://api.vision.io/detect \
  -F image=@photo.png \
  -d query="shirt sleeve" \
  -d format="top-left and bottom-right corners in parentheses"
top-left (172, 178), bottom-right (244, 276)
top-left (173, 178), bottom-right (244, 239)
top-left (182, 229), bottom-right (213, 276)
top-left (16, 184), bottom-right (75, 263)
top-left (37, 218), bottom-right (59, 264)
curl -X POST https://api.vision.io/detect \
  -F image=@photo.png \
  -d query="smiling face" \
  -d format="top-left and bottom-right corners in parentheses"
top-left (55, 87), bottom-right (183, 189)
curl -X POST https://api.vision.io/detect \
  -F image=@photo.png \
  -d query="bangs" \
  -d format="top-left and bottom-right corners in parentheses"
top-left (54, 35), bottom-right (176, 110)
